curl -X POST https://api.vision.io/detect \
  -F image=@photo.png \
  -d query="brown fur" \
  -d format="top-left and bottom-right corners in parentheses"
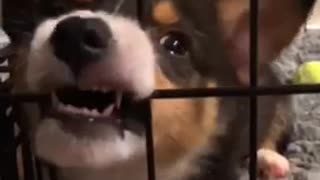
top-left (8, 0), bottom-right (315, 179)
top-left (153, 69), bottom-right (219, 170)
top-left (261, 97), bottom-right (292, 151)
top-left (153, 1), bottom-right (180, 26)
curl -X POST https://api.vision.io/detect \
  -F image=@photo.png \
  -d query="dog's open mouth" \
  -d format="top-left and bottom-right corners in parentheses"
top-left (54, 87), bottom-right (122, 121)
top-left (40, 86), bottom-right (148, 137)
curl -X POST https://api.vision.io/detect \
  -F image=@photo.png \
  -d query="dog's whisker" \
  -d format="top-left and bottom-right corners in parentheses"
top-left (112, 0), bottom-right (125, 14)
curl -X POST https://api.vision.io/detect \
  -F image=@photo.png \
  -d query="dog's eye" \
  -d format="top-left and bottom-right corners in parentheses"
top-left (160, 32), bottom-right (190, 57)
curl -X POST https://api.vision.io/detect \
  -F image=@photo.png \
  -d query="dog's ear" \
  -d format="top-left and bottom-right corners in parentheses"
top-left (154, 0), bottom-right (315, 86)
top-left (218, 0), bottom-right (315, 85)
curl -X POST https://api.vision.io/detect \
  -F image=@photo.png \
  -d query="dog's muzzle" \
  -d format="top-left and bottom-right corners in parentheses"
top-left (50, 16), bottom-right (112, 75)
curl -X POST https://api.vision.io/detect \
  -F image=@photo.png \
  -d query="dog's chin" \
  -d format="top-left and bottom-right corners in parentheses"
top-left (30, 88), bottom-right (148, 169)
top-left (33, 118), bottom-right (146, 169)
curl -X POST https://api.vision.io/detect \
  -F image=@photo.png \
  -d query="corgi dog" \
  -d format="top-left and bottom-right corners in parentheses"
top-left (5, 0), bottom-right (315, 179)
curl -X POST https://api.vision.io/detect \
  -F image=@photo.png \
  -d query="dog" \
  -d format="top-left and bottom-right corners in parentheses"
top-left (5, 0), bottom-right (315, 179)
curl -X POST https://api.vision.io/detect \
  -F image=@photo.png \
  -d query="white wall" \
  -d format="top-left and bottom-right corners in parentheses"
top-left (307, 0), bottom-right (320, 29)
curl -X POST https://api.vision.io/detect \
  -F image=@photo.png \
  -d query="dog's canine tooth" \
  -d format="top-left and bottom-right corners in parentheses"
top-left (82, 108), bottom-right (91, 114)
top-left (64, 105), bottom-right (79, 114)
top-left (57, 103), bottom-right (65, 112)
top-left (52, 93), bottom-right (60, 106)
top-left (103, 104), bottom-right (115, 116)
top-left (91, 109), bottom-right (100, 116)
top-left (116, 92), bottom-right (122, 108)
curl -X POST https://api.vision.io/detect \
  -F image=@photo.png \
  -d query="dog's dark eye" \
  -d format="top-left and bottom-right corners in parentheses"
top-left (160, 32), bottom-right (190, 57)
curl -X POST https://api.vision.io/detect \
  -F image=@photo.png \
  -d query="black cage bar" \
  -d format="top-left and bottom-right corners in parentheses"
top-left (1, 0), bottom-right (320, 180)
top-left (249, 0), bottom-right (258, 179)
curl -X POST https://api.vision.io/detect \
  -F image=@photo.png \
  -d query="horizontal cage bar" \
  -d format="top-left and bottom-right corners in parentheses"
top-left (0, 85), bottom-right (319, 103)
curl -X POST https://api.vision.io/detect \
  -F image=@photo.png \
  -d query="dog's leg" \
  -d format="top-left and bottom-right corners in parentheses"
top-left (258, 97), bottom-right (292, 179)
top-left (258, 149), bottom-right (289, 179)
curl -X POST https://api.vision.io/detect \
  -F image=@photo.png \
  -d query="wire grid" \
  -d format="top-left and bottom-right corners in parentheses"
top-left (1, 0), bottom-right (320, 180)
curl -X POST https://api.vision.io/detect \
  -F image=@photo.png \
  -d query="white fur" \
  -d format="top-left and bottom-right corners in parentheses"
top-left (96, 12), bottom-right (156, 99)
top-left (27, 19), bottom-right (74, 91)
top-left (26, 10), bottom-right (156, 172)
top-left (35, 119), bottom-right (145, 168)
top-left (27, 10), bottom-right (155, 98)
top-left (23, 9), bottom-right (207, 180)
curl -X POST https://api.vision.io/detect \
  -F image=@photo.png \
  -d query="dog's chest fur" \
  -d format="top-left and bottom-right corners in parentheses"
top-left (58, 160), bottom-right (147, 180)
top-left (55, 155), bottom-right (197, 180)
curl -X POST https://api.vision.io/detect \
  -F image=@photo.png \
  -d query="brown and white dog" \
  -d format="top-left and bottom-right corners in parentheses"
top-left (6, 0), bottom-right (315, 179)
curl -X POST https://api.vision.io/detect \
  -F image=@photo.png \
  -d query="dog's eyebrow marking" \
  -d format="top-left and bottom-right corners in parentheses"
top-left (153, 1), bottom-right (179, 25)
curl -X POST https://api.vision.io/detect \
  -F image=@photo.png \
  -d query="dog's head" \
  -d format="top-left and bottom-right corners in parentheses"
top-left (8, 0), bottom-right (314, 178)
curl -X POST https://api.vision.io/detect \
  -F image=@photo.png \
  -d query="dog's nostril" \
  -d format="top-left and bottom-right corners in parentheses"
top-left (50, 16), bottom-right (112, 74)
top-left (82, 28), bottom-right (107, 49)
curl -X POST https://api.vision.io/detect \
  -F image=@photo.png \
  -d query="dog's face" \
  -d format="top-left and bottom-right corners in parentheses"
top-left (13, 1), bottom-right (219, 174)
top-left (10, 0), bottom-right (314, 178)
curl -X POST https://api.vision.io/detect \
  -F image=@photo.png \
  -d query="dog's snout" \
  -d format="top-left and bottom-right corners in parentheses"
top-left (50, 16), bottom-right (112, 73)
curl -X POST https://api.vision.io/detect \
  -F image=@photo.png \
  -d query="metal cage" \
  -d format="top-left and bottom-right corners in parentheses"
top-left (1, 0), bottom-right (320, 180)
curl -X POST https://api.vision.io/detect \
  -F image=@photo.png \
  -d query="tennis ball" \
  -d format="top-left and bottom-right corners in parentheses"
top-left (293, 61), bottom-right (320, 84)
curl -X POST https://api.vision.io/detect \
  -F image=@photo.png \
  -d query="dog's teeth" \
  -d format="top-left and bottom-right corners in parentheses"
top-left (64, 105), bottom-right (72, 110)
top-left (103, 105), bottom-right (115, 116)
top-left (5, 107), bottom-right (12, 116)
top-left (57, 103), bottom-right (64, 112)
top-left (65, 105), bottom-right (78, 114)
top-left (52, 93), bottom-right (60, 106)
top-left (82, 108), bottom-right (91, 114)
top-left (91, 109), bottom-right (100, 116)
top-left (87, 86), bottom-right (112, 93)
top-left (116, 92), bottom-right (122, 108)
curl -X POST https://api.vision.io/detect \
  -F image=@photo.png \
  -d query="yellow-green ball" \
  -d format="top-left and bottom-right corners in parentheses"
top-left (293, 61), bottom-right (320, 84)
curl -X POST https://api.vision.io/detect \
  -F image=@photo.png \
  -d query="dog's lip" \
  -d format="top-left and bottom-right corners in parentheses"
top-left (55, 103), bottom-right (119, 121)
top-left (48, 92), bottom-right (122, 122)
top-left (39, 87), bottom-right (147, 137)
top-left (42, 92), bottom-right (126, 137)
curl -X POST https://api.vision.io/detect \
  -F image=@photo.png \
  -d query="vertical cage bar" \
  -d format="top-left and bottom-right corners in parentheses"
top-left (48, 164), bottom-right (58, 180)
top-left (0, 100), bottom-right (18, 180)
top-left (35, 159), bottom-right (44, 180)
top-left (249, 0), bottom-right (258, 179)
top-left (21, 142), bottom-right (36, 180)
top-left (11, 103), bottom-right (36, 180)
top-left (144, 100), bottom-right (156, 180)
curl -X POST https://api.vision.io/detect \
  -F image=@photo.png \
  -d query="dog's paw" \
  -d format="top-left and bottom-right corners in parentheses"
top-left (257, 149), bottom-right (290, 179)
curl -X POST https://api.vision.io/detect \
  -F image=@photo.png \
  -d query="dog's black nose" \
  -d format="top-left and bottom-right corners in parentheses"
top-left (50, 17), bottom-right (112, 74)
